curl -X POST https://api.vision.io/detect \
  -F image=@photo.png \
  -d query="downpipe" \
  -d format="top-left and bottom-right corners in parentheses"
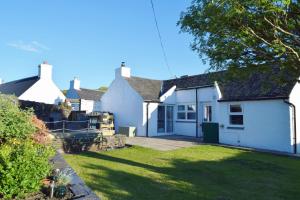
top-left (284, 100), bottom-right (297, 154)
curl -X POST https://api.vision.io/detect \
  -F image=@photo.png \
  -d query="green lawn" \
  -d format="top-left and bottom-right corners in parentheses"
top-left (64, 145), bottom-right (300, 200)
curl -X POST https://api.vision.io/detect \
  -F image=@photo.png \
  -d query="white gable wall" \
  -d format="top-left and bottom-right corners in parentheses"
top-left (101, 77), bottom-right (145, 135)
top-left (19, 78), bottom-right (65, 105)
top-left (218, 100), bottom-right (292, 153)
top-left (289, 81), bottom-right (300, 154)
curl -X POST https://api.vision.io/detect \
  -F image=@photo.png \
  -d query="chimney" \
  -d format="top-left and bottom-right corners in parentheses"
top-left (0, 78), bottom-right (2, 84)
top-left (115, 62), bottom-right (131, 78)
top-left (38, 61), bottom-right (52, 80)
top-left (70, 77), bottom-right (80, 90)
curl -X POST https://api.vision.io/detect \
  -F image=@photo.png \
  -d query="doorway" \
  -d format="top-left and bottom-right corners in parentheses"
top-left (157, 105), bottom-right (174, 135)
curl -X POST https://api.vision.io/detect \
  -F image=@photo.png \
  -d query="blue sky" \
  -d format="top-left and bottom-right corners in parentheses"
top-left (0, 0), bottom-right (208, 90)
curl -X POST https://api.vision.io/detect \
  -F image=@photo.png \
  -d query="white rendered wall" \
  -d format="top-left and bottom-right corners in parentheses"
top-left (101, 77), bottom-right (145, 136)
top-left (289, 82), bottom-right (300, 154)
top-left (218, 100), bottom-right (292, 153)
top-left (80, 99), bottom-right (95, 113)
top-left (19, 78), bottom-right (65, 105)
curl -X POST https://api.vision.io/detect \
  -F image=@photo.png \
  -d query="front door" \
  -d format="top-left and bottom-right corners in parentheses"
top-left (157, 105), bottom-right (174, 135)
top-left (198, 102), bottom-right (213, 137)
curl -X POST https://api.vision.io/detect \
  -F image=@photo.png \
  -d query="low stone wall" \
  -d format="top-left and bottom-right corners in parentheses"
top-left (51, 153), bottom-right (100, 200)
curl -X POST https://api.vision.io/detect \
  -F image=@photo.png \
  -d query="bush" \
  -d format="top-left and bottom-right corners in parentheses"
top-left (0, 95), bottom-right (35, 143)
top-left (0, 139), bottom-right (55, 199)
top-left (31, 115), bottom-right (53, 145)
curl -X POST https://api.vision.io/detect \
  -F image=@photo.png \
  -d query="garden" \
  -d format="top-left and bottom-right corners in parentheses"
top-left (0, 94), bottom-right (79, 199)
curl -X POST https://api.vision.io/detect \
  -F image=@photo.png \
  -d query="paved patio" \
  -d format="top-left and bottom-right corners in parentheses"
top-left (126, 135), bottom-right (202, 151)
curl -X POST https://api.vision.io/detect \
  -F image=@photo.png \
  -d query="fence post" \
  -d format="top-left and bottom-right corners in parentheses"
top-left (62, 120), bottom-right (65, 134)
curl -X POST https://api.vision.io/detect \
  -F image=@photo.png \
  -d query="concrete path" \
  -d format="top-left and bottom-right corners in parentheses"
top-left (126, 135), bottom-right (202, 151)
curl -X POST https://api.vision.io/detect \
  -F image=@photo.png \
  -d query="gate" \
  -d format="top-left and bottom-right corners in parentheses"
top-left (202, 122), bottom-right (219, 143)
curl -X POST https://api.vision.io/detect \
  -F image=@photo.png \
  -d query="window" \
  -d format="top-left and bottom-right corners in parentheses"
top-left (177, 104), bottom-right (196, 120)
top-left (229, 104), bottom-right (243, 125)
top-left (203, 105), bottom-right (212, 122)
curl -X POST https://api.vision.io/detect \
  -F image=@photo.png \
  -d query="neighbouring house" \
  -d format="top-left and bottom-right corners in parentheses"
top-left (0, 62), bottom-right (65, 104)
top-left (66, 77), bottom-right (104, 113)
top-left (101, 62), bottom-right (300, 154)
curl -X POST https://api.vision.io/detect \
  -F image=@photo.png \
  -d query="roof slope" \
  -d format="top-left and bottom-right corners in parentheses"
top-left (162, 70), bottom-right (297, 101)
top-left (125, 76), bottom-right (162, 101)
top-left (0, 76), bottom-right (39, 97)
top-left (76, 88), bottom-right (104, 101)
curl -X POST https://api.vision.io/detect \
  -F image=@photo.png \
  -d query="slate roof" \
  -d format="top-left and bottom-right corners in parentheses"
top-left (124, 76), bottom-right (162, 101)
top-left (162, 70), bottom-right (297, 102)
top-left (76, 88), bottom-right (104, 101)
top-left (0, 76), bottom-right (39, 97)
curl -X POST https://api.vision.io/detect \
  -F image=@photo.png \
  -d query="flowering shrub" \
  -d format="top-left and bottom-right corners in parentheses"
top-left (0, 94), bottom-right (55, 199)
top-left (31, 115), bottom-right (53, 145)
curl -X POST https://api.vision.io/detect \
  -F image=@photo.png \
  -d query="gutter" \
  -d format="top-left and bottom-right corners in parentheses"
top-left (284, 100), bottom-right (297, 154)
top-left (146, 102), bottom-right (150, 137)
top-left (195, 89), bottom-right (199, 137)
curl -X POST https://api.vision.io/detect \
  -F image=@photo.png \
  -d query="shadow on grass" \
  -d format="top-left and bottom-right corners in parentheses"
top-left (74, 150), bottom-right (300, 200)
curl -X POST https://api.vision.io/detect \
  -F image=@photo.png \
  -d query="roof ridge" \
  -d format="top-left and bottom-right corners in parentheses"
top-left (129, 76), bottom-right (162, 82)
top-left (0, 76), bottom-right (39, 85)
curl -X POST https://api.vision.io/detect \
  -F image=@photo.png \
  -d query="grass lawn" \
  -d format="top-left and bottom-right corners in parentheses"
top-left (64, 145), bottom-right (300, 200)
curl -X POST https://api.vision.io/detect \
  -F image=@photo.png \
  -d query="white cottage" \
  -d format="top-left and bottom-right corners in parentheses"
top-left (102, 63), bottom-right (300, 154)
top-left (66, 77), bottom-right (104, 113)
top-left (0, 62), bottom-right (65, 104)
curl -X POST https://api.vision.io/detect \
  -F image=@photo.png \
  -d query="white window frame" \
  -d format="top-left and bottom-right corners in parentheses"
top-left (177, 104), bottom-right (196, 121)
top-left (228, 104), bottom-right (244, 126)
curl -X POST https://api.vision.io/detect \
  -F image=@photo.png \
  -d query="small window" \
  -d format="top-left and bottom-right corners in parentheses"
top-left (230, 115), bottom-right (243, 125)
top-left (177, 112), bottom-right (186, 120)
top-left (229, 104), bottom-right (243, 125)
top-left (187, 105), bottom-right (196, 111)
top-left (178, 105), bottom-right (185, 111)
top-left (177, 104), bottom-right (196, 121)
top-left (230, 105), bottom-right (242, 113)
top-left (187, 112), bottom-right (196, 120)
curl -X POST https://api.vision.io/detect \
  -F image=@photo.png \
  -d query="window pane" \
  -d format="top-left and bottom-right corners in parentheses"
top-left (230, 115), bottom-right (243, 125)
top-left (187, 105), bottom-right (196, 111)
top-left (187, 112), bottom-right (196, 120)
top-left (230, 105), bottom-right (242, 113)
top-left (157, 106), bottom-right (165, 132)
top-left (178, 105), bottom-right (185, 111)
top-left (177, 112), bottom-right (186, 120)
top-left (204, 105), bottom-right (212, 122)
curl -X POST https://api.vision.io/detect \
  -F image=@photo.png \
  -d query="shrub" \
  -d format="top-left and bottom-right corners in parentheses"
top-left (0, 94), bottom-right (35, 143)
top-left (0, 139), bottom-right (55, 199)
top-left (31, 115), bottom-right (53, 145)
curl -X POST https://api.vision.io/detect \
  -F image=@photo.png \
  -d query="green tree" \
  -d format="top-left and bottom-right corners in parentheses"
top-left (98, 86), bottom-right (108, 92)
top-left (179, 0), bottom-right (300, 79)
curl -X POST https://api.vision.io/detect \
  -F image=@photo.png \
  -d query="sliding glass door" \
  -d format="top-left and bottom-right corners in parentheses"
top-left (157, 105), bottom-right (174, 134)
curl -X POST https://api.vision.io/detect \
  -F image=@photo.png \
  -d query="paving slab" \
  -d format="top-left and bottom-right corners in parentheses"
top-left (126, 135), bottom-right (202, 151)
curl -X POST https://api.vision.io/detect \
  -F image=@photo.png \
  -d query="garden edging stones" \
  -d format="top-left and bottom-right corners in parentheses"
top-left (51, 153), bottom-right (100, 200)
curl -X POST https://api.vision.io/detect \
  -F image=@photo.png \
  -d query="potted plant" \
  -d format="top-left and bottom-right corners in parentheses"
top-left (53, 168), bottom-right (73, 198)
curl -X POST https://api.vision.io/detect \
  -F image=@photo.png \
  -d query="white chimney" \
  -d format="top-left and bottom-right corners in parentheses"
top-left (38, 61), bottom-right (52, 80)
top-left (0, 78), bottom-right (2, 84)
top-left (70, 77), bottom-right (80, 90)
top-left (115, 62), bottom-right (131, 79)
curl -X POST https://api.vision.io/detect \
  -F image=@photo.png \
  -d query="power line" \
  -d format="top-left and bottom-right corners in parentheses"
top-left (150, 0), bottom-right (173, 77)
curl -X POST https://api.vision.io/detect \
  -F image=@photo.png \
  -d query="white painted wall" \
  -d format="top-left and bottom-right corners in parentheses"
top-left (101, 76), bottom-right (145, 136)
top-left (289, 82), bottom-right (300, 154)
top-left (19, 78), bottom-right (65, 105)
top-left (80, 99), bottom-right (95, 113)
top-left (218, 100), bottom-right (292, 153)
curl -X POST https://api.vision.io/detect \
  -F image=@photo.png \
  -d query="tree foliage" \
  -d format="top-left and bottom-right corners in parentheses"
top-left (179, 0), bottom-right (300, 78)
